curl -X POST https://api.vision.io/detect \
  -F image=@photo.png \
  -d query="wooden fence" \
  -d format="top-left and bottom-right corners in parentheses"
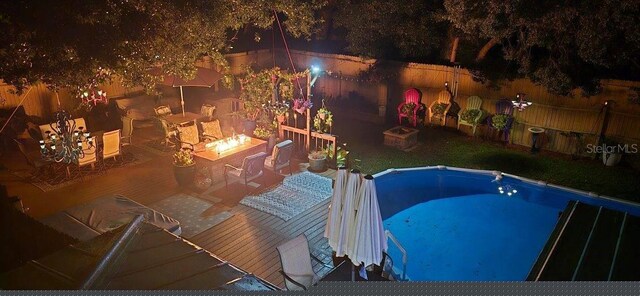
top-left (278, 124), bottom-right (337, 158)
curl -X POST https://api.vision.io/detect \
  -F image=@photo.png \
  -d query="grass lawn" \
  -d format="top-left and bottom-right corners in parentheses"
top-left (333, 119), bottom-right (640, 203)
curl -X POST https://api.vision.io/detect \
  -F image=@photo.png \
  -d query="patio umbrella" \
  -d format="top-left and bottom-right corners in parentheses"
top-left (325, 166), bottom-right (348, 251)
top-left (149, 66), bottom-right (223, 116)
top-left (350, 174), bottom-right (388, 270)
top-left (335, 169), bottom-right (361, 258)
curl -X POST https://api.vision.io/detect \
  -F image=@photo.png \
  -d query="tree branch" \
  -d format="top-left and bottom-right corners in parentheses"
top-left (475, 37), bottom-right (500, 62)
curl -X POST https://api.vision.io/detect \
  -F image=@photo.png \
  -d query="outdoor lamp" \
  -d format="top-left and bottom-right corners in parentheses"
top-left (311, 65), bottom-right (321, 74)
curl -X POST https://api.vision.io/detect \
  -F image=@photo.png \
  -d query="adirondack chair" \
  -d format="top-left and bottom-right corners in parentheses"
top-left (397, 88), bottom-right (423, 127)
top-left (457, 96), bottom-right (483, 135)
top-left (487, 99), bottom-right (515, 141)
top-left (428, 91), bottom-right (451, 126)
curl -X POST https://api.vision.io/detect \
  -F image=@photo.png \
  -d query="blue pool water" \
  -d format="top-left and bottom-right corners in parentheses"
top-left (374, 167), bottom-right (640, 281)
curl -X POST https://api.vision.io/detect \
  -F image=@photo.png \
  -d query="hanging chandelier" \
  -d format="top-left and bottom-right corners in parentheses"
top-left (79, 88), bottom-right (108, 107)
top-left (512, 93), bottom-right (533, 111)
top-left (39, 110), bottom-right (94, 163)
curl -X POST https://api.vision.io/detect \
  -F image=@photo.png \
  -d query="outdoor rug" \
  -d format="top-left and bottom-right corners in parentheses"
top-left (11, 146), bottom-right (153, 192)
top-left (150, 193), bottom-right (233, 238)
top-left (239, 171), bottom-right (333, 221)
top-left (134, 140), bottom-right (174, 156)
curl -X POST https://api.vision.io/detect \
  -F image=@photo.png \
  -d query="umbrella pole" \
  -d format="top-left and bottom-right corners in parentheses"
top-left (351, 263), bottom-right (355, 281)
top-left (179, 85), bottom-right (185, 117)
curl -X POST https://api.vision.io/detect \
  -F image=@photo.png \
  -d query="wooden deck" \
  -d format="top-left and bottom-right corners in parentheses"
top-left (191, 168), bottom-right (337, 287)
top-left (1, 125), bottom-right (338, 289)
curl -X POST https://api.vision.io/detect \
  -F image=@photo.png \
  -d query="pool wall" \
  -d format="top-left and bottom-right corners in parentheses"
top-left (373, 166), bottom-right (640, 219)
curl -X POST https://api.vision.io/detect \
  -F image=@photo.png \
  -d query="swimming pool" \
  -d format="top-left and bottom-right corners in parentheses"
top-left (374, 166), bottom-right (640, 281)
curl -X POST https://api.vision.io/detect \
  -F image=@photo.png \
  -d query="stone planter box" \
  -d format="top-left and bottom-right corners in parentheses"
top-left (383, 126), bottom-right (419, 150)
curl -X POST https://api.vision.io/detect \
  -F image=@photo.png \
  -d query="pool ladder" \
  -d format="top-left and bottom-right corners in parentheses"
top-left (385, 230), bottom-right (408, 281)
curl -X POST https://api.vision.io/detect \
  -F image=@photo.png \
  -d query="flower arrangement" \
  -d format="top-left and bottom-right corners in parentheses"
top-left (491, 114), bottom-right (511, 130)
top-left (293, 98), bottom-right (313, 114)
top-left (313, 107), bottom-right (333, 133)
top-left (401, 102), bottom-right (417, 117)
top-left (431, 103), bottom-right (448, 117)
top-left (460, 109), bottom-right (481, 123)
top-left (308, 150), bottom-right (327, 160)
top-left (173, 149), bottom-right (194, 167)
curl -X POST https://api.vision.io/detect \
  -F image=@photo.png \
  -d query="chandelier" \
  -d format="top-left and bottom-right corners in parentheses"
top-left (79, 88), bottom-right (108, 107)
top-left (512, 93), bottom-right (533, 111)
top-left (39, 110), bottom-right (94, 163)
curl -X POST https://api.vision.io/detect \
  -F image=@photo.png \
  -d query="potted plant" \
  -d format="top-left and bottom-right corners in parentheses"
top-left (313, 107), bottom-right (333, 133)
top-left (460, 109), bottom-right (481, 124)
top-left (308, 150), bottom-right (327, 172)
top-left (272, 102), bottom-right (290, 124)
top-left (401, 102), bottom-right (417, 118)
top-left (324, 143), bottom-right (349, 168)
top-left (173, 149), bottom-right (196, 187)
top-left (491, 114), bottom-right (510, 130)
top-left (431, 103), bottom-right (448, 118)
top-left (602, 138), bottom-right (623, 166)
top-left (293, 98), bottom-right (313, 114)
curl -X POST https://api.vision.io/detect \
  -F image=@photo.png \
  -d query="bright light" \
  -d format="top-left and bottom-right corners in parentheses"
top-left (311, 65), bottom-right (321, 74)
top-left (205, 134), bottom-right (249, 154)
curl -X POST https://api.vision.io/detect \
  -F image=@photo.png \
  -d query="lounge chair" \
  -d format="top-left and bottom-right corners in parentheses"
top-left (428, 91), bottom-right (451, 126)
top-left (276, 234), bottom-right (332, 290)
top-left (397, 88), bottom-right (423, 127)
top-left (457, 96), bottom-right (483, 135)
top-left (224, 152), bottom-right (268, 191)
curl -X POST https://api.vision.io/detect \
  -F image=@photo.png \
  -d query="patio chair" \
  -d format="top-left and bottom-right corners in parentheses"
top-left (200, 104), bottom-right (216, 121)
top-left (487, 99), bottom-right (515, 141)
top-left (276, 234), bottom-right (333, 290)
top-left (14, 139), bottom-right (51, 178)
top-left (428, 91), bottom-right (452, 126)
top-left (121, 116), bottom-right (133, 147)
top-left (397, 88), bottom-right (423, 127)
top-left (68, 145), bottom-right (97, 178)
top-left (457, 96), bottom-right (483, 135)
top-left (159, 118), bottom-right (176, 148)
top-left (224, 151), bottom-right (267, 191)
top-left (101, 129), bottom-right (122, 166)
top-left (175, 123), bottom-right (202, 151)
top-left (264, 140), bottom-right (294, 176)
top-left (200, 119), bottom-right (224, 142)
top-left (154, 105), bottom-right (172, 117)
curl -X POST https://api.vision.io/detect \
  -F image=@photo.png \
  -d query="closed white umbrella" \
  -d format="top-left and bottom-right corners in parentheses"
top-left (325, 167), bottom-right (348, 251)
top-left (335, 169), bottom-right (361, 257)
top-left (350, 174), bottom-right (387, 269)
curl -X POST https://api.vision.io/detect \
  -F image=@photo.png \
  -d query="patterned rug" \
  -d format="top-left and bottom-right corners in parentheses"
top-left (11, 146), bottom-right (153, 192)
top-left (150, 193), bottom-right (233, 238)
top-left (240, 171), bottom-right (333, 221)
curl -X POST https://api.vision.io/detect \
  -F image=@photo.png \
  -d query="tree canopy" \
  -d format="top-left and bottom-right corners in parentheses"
top-left (332, 0), bottom-right (640, 95)
top-left (0, 0), bottom-right (325, 93)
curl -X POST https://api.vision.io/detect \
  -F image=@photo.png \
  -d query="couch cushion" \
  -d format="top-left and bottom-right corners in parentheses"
top-left (200, 119), bottom-right (223, 140)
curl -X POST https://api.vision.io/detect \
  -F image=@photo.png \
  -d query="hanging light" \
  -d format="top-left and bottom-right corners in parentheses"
top-left (40, 109), bottom-right (93, 163)
top-left (512, 93), bottom-right (533, 111)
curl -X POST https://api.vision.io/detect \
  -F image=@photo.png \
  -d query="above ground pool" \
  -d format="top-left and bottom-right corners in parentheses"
top-left (374, 166), bottom-right (640, 281)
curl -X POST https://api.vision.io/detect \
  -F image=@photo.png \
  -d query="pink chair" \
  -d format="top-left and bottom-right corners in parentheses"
top-left (397, 88), bottom-right (422, 126)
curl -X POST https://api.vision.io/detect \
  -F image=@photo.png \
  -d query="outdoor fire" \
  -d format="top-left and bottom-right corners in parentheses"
top-left (0, 0), bottom-right (639, 294)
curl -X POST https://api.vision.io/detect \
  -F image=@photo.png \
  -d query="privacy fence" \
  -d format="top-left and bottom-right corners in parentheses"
top-left (2, 49), bottom-right (639, 157)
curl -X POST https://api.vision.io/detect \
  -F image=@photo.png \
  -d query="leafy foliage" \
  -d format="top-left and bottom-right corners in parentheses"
top-left (313, 107), bottom-right (333, 133)
top-left (491, 114), bottom-right (511, 130)
top-left (460, 109), bottom-right (481, 123)
top-left (401, 102), bottom-right (417, 117)
top-left (431, 103), bottom-right (448, 116)
top-left (173, 149), bottom-right (194, 167)
top-left (0, 0), bottom-right (325, 93)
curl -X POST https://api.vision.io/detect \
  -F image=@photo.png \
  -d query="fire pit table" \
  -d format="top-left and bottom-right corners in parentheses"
top-left (383, 126), bottom-right (419, 150)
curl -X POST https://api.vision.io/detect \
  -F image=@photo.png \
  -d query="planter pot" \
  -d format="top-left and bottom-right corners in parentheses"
top-left (243, 120), bottom-right (257, 136)
top-left (318, 113), bottom-right (326, 120)
top-left (602, 152), bottom-right (622, 166)
top-left (308, 155), bottom-right (327, 172)
top-left (173, 164), bottom-right (196, 187)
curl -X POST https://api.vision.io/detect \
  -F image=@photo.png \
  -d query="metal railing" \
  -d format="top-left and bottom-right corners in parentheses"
top-left (385, 230), bottom-right (408, 281)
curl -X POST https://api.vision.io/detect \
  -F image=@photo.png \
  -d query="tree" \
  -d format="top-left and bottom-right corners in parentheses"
top-left (334, 0), bottom-right (448, 60)
top-left (0, 0), bottom-right (325, 93)
top-left (331, 0), bottom-right (640, 96)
